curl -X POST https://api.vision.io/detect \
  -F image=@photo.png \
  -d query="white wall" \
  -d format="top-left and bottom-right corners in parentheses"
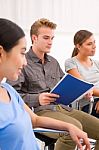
top-left (50, 33), bottom-right (99, 71)
top-left (0, 0), bottom-right (99, 71)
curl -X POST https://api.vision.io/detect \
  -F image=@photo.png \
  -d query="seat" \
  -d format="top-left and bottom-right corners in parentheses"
top-left (33, 128), bottom-right (68, 150)
top-left (71, 97), bottom-right (95, 114)
top-left (72, 97), bottom-right (96, 150)
top-left (75, 138), bottom-right (96, 150)
top-left (34, 127), bottom-right (96, 150)
top-left (34, 132), bottom-right (56, 150)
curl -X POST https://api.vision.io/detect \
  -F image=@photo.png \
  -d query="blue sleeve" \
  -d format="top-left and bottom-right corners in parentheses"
top-left (3, 82), bottom-right (24, 106)
top-left (17, 92), bottom-right (24, 106)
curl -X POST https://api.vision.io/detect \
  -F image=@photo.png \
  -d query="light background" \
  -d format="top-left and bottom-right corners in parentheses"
top-left (0, 0), bottom-right (99, 71)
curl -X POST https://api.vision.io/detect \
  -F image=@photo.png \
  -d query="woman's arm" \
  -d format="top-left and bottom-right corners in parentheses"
top-left (67, 68), bottom-right (93, 99)
top-left (67, 68), bottom-right (83, 79)
top-left (68, 68), bottom-right (99, 96)
top-left (95, 101), bottom-right (99, 113)
top-left (24, 103), bottom-right (90, 150)
top-left (93, 88), bottom-right (99, 97)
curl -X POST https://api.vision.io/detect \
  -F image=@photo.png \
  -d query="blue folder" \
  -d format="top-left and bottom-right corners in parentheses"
top-left (51, 73), bottom-right (94, 105)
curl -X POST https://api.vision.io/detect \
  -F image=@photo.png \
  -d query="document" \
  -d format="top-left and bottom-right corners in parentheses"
top-left (50, 73), bottom-right (94, 105)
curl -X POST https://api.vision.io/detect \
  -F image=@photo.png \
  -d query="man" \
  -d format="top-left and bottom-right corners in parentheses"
top-left (7, 18), bottom-right (99, 150)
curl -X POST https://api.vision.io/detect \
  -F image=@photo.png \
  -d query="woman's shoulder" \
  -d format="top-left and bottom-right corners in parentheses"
top-left (93, 59), bottom-right (99, 69)
top-left (93, 59), bottom-right (99, 64)
top-left (1, 82), bottom-right (17, 95)
top-left (65, 57), bottom-right (77, 71)
top-left (2, 82), bottom-right (24, 104)
top-left (65, 57), bottom-right (77, 65)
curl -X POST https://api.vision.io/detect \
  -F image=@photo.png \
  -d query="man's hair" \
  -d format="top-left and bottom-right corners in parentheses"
top-left (30, 18), bottom-right (57, 42)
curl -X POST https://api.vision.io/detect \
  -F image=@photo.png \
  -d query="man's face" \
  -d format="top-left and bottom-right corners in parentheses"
top-left (33, 27), bottom-right (55, 53)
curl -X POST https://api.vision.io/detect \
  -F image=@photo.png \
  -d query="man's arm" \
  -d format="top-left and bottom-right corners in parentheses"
top-left (6, 72), bottom-right (40, 108)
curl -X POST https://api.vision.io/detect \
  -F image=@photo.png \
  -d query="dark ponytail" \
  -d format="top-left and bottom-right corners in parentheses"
top-left (71, 30), bottom-right (93, 57)
top-left (72, 47), bottom-right (79, 57)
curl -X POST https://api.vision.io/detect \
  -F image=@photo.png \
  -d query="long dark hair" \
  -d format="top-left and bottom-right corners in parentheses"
top-left (72, 30), bottom-right (93, 57)
top-left (0, 18), bottom-right (25, 52)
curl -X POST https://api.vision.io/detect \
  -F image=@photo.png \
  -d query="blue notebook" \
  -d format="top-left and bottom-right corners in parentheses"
top-left (50, 73), bottom-right (94, 105)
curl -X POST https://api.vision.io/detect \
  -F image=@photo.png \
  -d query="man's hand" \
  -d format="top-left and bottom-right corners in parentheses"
top-left (39, 92), bottom-right (59, 105)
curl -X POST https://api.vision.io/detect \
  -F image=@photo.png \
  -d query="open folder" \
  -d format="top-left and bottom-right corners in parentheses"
top-left (50, 73), bottom-right (94, 105)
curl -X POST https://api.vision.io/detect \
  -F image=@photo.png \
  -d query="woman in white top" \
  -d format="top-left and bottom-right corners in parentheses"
top-left (65, 30), bottom-right (99, 118)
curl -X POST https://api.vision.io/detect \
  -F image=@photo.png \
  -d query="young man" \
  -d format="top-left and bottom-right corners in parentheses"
top-left (7, 18), bottom-right (99, 150)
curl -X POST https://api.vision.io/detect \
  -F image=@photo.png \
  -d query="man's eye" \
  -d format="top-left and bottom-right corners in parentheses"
top-left (87, 43), bottom-right (92, 45)
top-left (44, 37), bottom-right (49, 39)
top-left (21, 52), bottom-right (25, 55)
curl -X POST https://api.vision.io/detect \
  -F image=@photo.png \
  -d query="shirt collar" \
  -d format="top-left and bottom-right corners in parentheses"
top-left (28, 47), bottom-right (51, 63)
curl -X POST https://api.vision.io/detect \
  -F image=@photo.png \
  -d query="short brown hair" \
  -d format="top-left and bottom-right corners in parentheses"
top-left (30, 18), bottom-right (57, 38)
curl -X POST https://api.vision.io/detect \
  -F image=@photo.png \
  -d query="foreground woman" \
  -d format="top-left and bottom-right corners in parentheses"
top-left (0, 19), bottom-right (91, 150)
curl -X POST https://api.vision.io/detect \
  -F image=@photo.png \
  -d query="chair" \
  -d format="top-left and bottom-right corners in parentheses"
top-left (71, 97), bottom-right (95, 114)
top-left (73, 97), bottom-right (96, 150)
top-left (75, 138), bottom-right (96, 150)
top-left (33, 128), bottom-right (68, 150)
top-left (34, 127), bottom-right (96, 150)
top-left (34, 132), bottom-right (56, 150)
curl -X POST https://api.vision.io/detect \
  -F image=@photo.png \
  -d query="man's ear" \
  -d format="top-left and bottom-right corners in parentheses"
top-left (31, 35), bottom-right (38, 43)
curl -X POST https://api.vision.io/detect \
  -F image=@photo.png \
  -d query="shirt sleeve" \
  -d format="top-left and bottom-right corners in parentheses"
top-left (17, 92), bottom-right (25, 106)
top-left (22, 93), bottom-right (40, 108)
top-left (65, 58), bottom-right (77, 72)
top-left (4, 82), bottom-right (25, 106)
top-left (6, 71), bottom-right (40, 108)
top-left (57, 61), bottom-right (65, 78)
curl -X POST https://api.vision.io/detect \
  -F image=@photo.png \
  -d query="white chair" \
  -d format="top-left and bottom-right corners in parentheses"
top-left (72, 97), bottom-right (96, 150)
top-left (75, 138), bottom-right (96, 150)
top-left (33, 128), bottom-right (68, 150)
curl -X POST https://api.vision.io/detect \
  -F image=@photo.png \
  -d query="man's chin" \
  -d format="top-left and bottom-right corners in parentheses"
top-left (46, 50), bottom-right (51, 53)
top-left (9, 76), bottom-right (18, 81)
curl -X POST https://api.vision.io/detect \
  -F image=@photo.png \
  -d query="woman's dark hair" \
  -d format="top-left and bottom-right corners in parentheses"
top-left (72, 30), bottom-right (93, 57)
top-left (0, 18), bottom-right (25, 52)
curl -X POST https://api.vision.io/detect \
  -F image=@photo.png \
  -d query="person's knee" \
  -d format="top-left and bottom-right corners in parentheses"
top-left (72, 119), bottom-right (83, 130)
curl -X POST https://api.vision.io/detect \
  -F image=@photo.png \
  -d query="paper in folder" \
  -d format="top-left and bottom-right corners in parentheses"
top-left (50, 73), bottom-right (94, 105)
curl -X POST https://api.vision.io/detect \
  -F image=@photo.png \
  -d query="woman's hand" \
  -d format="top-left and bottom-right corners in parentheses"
top-left (68, 125), bottom-right (91, 150)
top-left (24, 101), bottom-right (91, 150)
top-left (39, 92), bottom-right (59, 105)
top-left (95, 101), bottom-right (99, 113)
top-left (84, 90), bottom-right (93, 101)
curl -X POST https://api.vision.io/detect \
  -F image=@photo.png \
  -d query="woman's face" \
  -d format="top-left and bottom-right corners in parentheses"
top-left (1, 37), bottom-right (27, 81)
top-left (78, 35), bottom-right (96, 56)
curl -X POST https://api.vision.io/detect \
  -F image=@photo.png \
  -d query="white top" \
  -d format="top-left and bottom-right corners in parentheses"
top-left (65, 57), bottom-right (99, 107)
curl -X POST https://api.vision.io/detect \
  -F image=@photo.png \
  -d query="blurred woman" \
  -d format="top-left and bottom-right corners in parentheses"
top-left (65, 30), bottom-right (99, 118)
